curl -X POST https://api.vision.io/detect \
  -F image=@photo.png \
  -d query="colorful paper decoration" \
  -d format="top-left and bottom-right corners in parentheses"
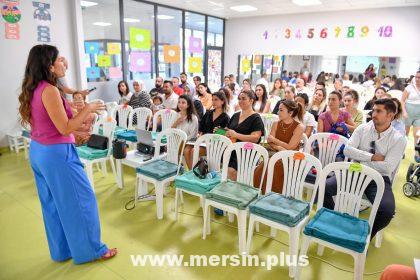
top-left (107, 42), bottom-right (121, 55)
top-left (109, 67), bottom-right (122, 79)
top-left (86, 67), bottom-right (100, 79)
top-left (2, 1), bottom-right (21, 23)
top-left (5, 22), bottom-right (19, 39)
top-left (97, 55), bottom-right (111, 67)
top-left (253, 55), bottom-right (262, 64)
top-left (130, 52), bottom-right (151, 72)
top-left (85, 42), bottom-right (100, 54)
top-left (264, 58), bottom-right (272, 69)
top-left (188, 57), bottom-right (203, 73)
top-left (241, 58), bottom-right (251, 73)
top-left (163, 45), bottom-right (180, 63)
top-left (188, 36), bottom-right (202, 53)
top-left (129, 27), bottom-right (151, 50)
top-left (33, 2), bottom-right (51, 42)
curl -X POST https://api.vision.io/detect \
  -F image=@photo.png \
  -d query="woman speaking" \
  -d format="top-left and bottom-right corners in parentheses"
top-left (18, 45), bottom-right (117, 264)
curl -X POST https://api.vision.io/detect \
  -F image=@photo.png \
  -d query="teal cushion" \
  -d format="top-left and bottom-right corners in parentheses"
top-left (174, 171), bottom-right (221, 194)
top-left (205, 180), bottom-right (259, 210)
top-left (76, 145), bottom-right (108, 160)
top-left (249, 193), bottom-right (310, 226)
top-left (303, 207), bottom-right (369, 253)
top-left (136, 159), bottom-right (178, 180)
top-left (22, 130), bottom-right (31, 138)
top-left (115, 130), bottom-right (167, 143)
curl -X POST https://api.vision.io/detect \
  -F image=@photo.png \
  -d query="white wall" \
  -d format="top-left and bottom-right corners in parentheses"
top-left (0, 0), bottom-right (79, 147)
top-left (224, 7), bottom-right (420, 76)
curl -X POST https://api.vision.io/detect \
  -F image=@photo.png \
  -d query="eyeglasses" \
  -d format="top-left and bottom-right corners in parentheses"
top-left (369, 141), bottom-right (375, 154)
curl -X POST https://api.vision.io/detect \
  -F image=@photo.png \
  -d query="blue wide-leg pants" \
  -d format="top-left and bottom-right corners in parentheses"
top-left (29, 140), bottom-right (108, 264)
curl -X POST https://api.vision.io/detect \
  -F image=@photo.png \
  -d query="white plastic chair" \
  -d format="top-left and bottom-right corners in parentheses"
top-left (261, 114), bottom-right (279, 142)
top-left (246, 151), bottom-right (322, 277)
top-left (129, 107), bottom-right (153, 130)
top-left (152, 109), bottom-right (179, 132)
top-left (202, 142), bottom-right (269, 254)
top-left (304, 133), bottom-right (349, 199)
top-left (105, 101), bottom-right (118, 118)
top-left (174, 134), bottom-right (232, 220)
top-left (295, 162), bottom-right (385, 280)
top-left (111, 105), bottom-right (133, 129)
top-left (300, 134), bottom-right (308, 152)
top-left (80, 118), bottom-right (117, 190)
top-left (136, 128), bottom-right (187, 219)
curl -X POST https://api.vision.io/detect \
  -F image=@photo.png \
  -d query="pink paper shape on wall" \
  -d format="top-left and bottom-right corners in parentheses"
top-left (189, 36), bottom-right (202, 53)
top-left (109, 67), bottom-right (122, 79)
top-left (129, 52), bottom-right (151, 72)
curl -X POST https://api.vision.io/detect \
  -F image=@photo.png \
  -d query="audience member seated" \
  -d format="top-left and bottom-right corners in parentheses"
top-left (180, 72), bottom-right (195, 95)
top-left (323, 99), bottom-right (407, 238)
top-left (184, 85), bottom-right (204, 120)
top-left (318, 91), bottom-right (355, 136)
top-left (193, 75), bottom-right (201, 91)
top-left (270, 78), bottom-right (285, 99)
top-left (225, 90), bottom-right (265, 181)
top-left (334, 78), bottom-right (343, 92)
top-left (295, 78), bottom-right (309, 94)
top-left (254, 84), bottom-right (270, 113)
top-left (308, 87), bottom-right (327, 121)
top-left (149, 76), bottom-right (164, 97)
top-left (391, 98), bottom-right (406, 137)
top-left (242, 78), bottom-right (252, 91)
top-left (72, 92), bottom-right (96, 146)
top-left (256, 73), bottom-right (269, 89)
top-left (254, 100), bottom-right (304, 193)
top-left (197, 83), bottom-right (213, 111)
top-left (151, 95), bottom-right (164, 114)
top-left (295, 93), bottom-right (316, 137)
top-left (272, 86), bottom-right (296, 115)
top-left (128, 80), bottom-right (152, 126)
top-left (342, 92), bottom-right (363, 130)
top-left (184, 91), bottom-right (230, 169)
top-left (162, 80), bottom-right (179, 110)
top-left (172, 77), bottom-right (184, 96)
top-left (229, 74), bottom-right (241, 95)
top-left (172, 94), bottom-right (198, 141)
top-left (117, 80), bottom-right (132, 105)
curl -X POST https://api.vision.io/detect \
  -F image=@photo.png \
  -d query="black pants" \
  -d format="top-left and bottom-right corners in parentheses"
top-left (323, 175), bottom-right (394, 239)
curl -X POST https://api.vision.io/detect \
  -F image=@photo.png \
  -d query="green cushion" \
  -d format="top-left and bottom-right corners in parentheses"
top-left (76, 145), bottom-right (108, 160)
top-left (136, 159), bottom-right (178, 180)
top-left (205, 180), bottom-right (259, 210)
top-left (175, 171), bottom-right (221, 194)
top-left (249, 193), bottom-right (310, 226)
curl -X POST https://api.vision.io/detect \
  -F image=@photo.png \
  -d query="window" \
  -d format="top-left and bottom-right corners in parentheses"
top-left (123, 0), bottom-right (155, 90)
top-left (207, 17), bottom-right (223, 47)
top-left (185, 12), bottom-right (205, 82)
top-left (157, 7), bottom-right (182, 80)
top-left (82, 0), bottom-right (121, 101)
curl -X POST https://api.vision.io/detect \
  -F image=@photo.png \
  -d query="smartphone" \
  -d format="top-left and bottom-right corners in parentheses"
top-left (88, 87), bottom-right (97, 92)
top-left (215, 128), bottom-right (227, 136)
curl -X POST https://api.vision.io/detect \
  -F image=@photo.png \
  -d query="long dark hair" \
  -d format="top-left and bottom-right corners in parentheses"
top-left (19, 44), bottom-right (59, 127)
top-left (177, 94), bottom-right (196, 122)
top-left (118, 80), bottom-right (130, 97)
top-left (280, 100), bottom-right (304, 122)
top-left (197, 83), bottom-right (211, 97)
top-left (217, 89), bottom-right (230, 110)
top-left (255, 84), bottom-right (268, 113)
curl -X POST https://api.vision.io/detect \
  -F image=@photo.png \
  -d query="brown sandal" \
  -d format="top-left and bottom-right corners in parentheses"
top-left (101, 248), bottom-right (118, 260)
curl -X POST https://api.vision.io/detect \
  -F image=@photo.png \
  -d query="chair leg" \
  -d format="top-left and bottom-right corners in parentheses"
top-left (306, 188), bottom-right (313, 201)
top-left (237, 211), bottom-right (247, 254)
top-left (174, 188), bottom-right (180, 221)
top-left (180, 190), bottom-right (184, 204)
top-left (289, 228), bottom-right (299, 278)
top-left (199, 196), bottom-right (204, 209)
top-left (295, 236), bottom-right (311, 280)
top-left (202, 201), bottom-right (211, 239)
top-left (100, 161), bottom-right (107, 176)
top-left (109, 157), bottom-right (117, 183)
top-left (255, 222), bottom-right (260, 233)
top-left (86, 163), bottom-right (94, 190)
top-left (155, 181), bottom-right (164, 219)
top-left (317, 244), bottom-right (324, 256)
top-left (8, 136), bottom-right (13, 151)
top-left (354, 253), bottom-right (366, 280)
top-left (14, 137), bottom-right (19, 154)
top-left (23, 138), bottom-right (28, 160)
top-left (270, 227), bottom-right (277, 238)
top-left (134, 177), bottom-right (139, 206)
top-left (375, 231), bottom-right (383, 248)
top-left (228, 213), bottom-right (234, 223)
top-left (246, 215), bottom-right (256, 254)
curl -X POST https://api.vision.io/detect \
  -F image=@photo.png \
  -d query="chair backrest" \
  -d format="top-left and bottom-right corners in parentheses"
top-left (261, 114), bottom-right (279, 141)
top-left (266, 151), bottom-right (322, 207)
top-left (129, 107), bottom-right (153, 130)
top-left (304, 133), bottom-right (348, 167)
top-left (155, 128), bottom-right (187, 172)
top-left (105, 101), bottom-right (118, 117)
top-left (152, 109), bottom-right (179, 132)
top-left (92, 118), bottom-right (117, 156)
top-left (112, 105), bottom-right (133, 129)
top-left (317, 162), bottom-right (385, 236)
top-left (221, 142), bottom-right (269, 188)
top-left (89, 98), bottom-right (105, 104)
top-left (300, 134), bottom-right (308, 152)
top-left (192, 134), bottom-right (232, 172)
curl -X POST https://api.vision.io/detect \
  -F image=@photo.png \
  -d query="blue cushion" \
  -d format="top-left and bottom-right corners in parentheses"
top-left (136, 159), bottom-right (178, 180)
top-left (76, 145), bottom-right (108, 160)
top-left (175, 170), bottom-right (221, 194)
top-left (303, 207), bottom-right (369, 253)
top-left (249, 193), bottom-right (309, 226)
top-left (205, 180), bottom-right (259, 210)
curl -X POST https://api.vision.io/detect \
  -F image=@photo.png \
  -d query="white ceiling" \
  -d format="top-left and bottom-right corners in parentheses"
top-left (146, 0), bottom-right (420, 18)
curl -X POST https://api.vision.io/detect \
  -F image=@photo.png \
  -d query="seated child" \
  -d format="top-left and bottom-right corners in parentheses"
top-left (151, 95), bottom-right (164, 114)
top-left (72, 91), bottom-right (97, 146)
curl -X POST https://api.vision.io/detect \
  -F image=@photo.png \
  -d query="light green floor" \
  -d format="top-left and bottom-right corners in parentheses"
top-left (0, 144), bottom-right (419, 280)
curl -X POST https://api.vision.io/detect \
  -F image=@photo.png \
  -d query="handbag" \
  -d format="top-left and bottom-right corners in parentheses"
top-left (112, 139), bottom-right (127, 159)
top-left (87, 134), bottom-right (108, 150)
top-left (193, 157), bottom-right (209, 179)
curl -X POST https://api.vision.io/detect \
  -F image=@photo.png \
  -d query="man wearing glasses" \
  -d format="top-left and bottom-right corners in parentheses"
top-left (322, 98), bottom-right (407, 238)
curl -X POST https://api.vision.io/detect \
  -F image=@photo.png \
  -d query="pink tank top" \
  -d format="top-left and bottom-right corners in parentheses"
top-left (30, 80), bottom-right (75, 145)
